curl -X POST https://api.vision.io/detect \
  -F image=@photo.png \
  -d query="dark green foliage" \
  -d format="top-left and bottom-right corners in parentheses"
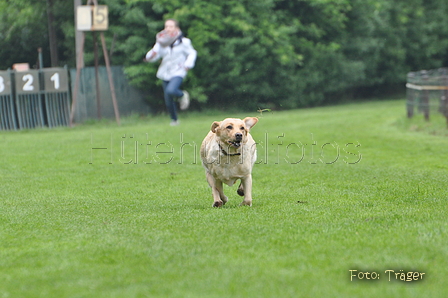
top-left (1, 0), bottom-right (448, 111)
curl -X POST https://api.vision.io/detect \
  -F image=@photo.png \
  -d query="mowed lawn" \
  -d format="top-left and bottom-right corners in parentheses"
top-left (0, 99), bottom-right (447, 297)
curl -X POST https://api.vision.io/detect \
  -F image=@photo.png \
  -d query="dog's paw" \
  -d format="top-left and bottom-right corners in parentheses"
top-left (221, 195), bottom-right (228, 204)
top-left (237, 188), bottom-right (244, 197)
top-left (212, 201), bottom-right (224, 208)
top-left (240, 200), bottom-right (252, 207)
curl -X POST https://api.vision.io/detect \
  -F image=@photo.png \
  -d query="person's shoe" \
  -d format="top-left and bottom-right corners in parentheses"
top-left (179, 90), bottom-right (190, 110)
top-left (170, 120), bottom-right (180, 126)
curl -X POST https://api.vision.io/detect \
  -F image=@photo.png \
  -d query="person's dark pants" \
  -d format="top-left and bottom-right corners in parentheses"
top-left (162, 77), bottom-right (184, 121)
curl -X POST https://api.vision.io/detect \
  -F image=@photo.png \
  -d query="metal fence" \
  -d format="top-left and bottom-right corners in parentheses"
top-left (15, 69), bottom-right (46, 129)
top-left (42, 68), bottom-right (71, 128)
top-left (406, 68), bottom-right (448, 124)
top-left (0, 70), bottom-right (18, 130)
top-left (0, 68), bottom-right (71, 130)
top-left (1, 66), bottom-right (150, 130)
top-left (69, 66), bottom-right (150, 123)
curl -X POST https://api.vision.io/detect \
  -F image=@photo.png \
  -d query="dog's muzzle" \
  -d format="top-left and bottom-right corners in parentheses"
top-left (228, 133), bottom-right (243, 148)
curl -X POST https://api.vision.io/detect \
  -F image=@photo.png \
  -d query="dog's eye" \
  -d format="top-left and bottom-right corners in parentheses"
top-left (226, 125), bottom-right (233, 130)
top-left (240, 126), bottom-right (245, 130)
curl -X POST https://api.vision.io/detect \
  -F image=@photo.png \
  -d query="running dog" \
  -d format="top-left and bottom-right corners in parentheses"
top-left (200, 117), bottom-right (258, 207)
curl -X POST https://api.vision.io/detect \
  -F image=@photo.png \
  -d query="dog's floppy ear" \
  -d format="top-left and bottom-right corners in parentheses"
top-left (211, 121), bottom-right (221, 134)
top-left (243, 117), bottom-right (258, 130)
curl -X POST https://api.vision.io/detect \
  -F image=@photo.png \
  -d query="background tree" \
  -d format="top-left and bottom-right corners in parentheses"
top-left (0, 1), bottom-right (48, 68)
top-left (1, 0), bottom-right (448, 111)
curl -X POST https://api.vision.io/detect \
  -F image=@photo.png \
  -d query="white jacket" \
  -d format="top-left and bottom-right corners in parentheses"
top-left (146, 37), bottom-right (197, 81)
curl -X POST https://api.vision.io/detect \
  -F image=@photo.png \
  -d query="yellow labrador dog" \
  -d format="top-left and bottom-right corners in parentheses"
top-left (200, 117), bottom-right (258, 207)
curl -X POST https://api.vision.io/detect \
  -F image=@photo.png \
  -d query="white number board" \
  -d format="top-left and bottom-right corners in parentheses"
top-left (77, 5), bottom-right (108, 31)
top-left (42, 68), bottom-right (69, 92)
top-left (15, 70), bottom-right (39, 94)
top-left (0, 71), bottom-right (12, 94)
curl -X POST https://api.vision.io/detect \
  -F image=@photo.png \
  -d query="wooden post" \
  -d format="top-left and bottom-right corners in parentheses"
top-left (74, 0), bottom-right (84, 69)
top-left (93, 31), bottom-right (101, 119)
top-left (421, 71), bottom-right (430, 121)
top-left (406, 73), bottom-right (414, 118)
top-left (100, 32), bottom-right (120, 125)
top-left (46, 0), bottom-right (59, 67)
top-left (70, 0), bottom-right (120, 126)
top-left (70, 31), bottom-right (85, 127)
top-left (444, 69), bottom-right (448, 128)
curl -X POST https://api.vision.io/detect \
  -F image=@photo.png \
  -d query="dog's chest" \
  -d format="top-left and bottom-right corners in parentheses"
top-left (209, 161), bottom-right (248, 186)
top-left (202, 145), bottom-right (255, 186)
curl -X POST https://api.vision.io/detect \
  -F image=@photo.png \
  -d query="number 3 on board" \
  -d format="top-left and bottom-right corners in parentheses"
top-left (0, 76), bottom-right (4, 93)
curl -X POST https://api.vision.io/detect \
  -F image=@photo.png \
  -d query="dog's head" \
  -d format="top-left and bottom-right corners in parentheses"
top-left (210, 117), bottom-right (258, 149)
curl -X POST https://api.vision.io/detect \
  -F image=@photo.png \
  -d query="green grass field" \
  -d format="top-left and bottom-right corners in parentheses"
top-left (1, 99), bottom-right (447, 297)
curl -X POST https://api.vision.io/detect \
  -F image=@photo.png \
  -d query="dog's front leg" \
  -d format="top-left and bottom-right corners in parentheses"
top-left (206, 172), bottom-right (227, 207)
top-left (240, 175), bottom-right (252, 206)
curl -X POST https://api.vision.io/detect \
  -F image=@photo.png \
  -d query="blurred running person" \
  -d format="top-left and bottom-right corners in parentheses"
top-left (145, 19), bottom-right (197, 126)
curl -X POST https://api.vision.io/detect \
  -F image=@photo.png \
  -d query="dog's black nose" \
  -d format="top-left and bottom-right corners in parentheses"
top-left (235, 133), bottom-right (243, 141)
